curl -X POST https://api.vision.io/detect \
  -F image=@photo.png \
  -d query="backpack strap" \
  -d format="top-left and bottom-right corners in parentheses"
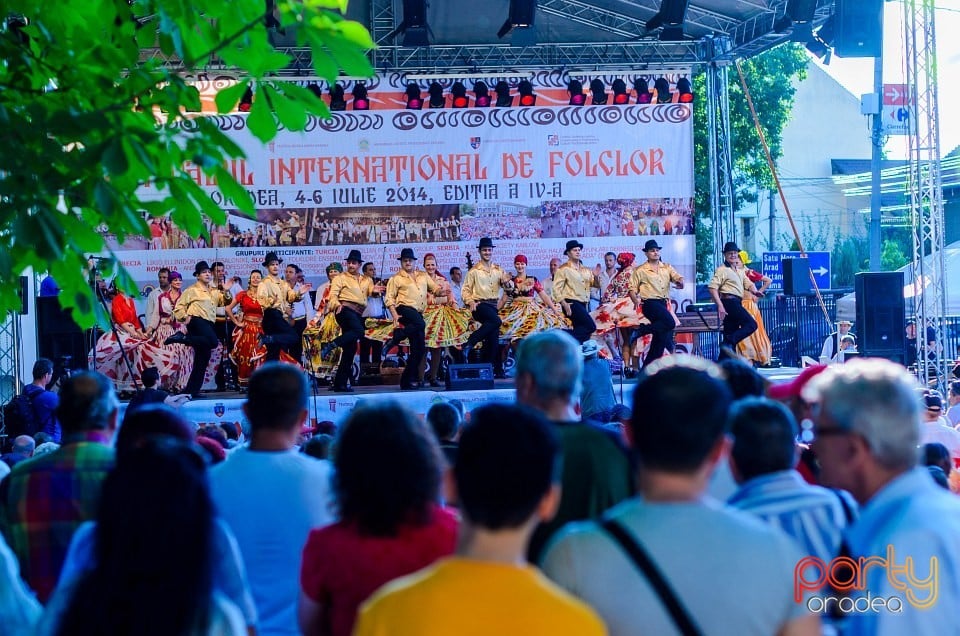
top-left (601, 518), bottom-right (704, 636)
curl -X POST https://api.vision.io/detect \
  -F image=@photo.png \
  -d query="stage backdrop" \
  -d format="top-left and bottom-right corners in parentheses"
top-left (108, 75), bottom-right (696, 308)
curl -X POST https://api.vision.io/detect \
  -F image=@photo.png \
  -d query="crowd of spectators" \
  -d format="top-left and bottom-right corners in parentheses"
top-left (1, 346), bottom-right (957, 635)
top-left (540, 198), bottom-right (694, 238)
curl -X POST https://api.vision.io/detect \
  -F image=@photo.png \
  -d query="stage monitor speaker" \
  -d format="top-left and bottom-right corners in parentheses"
top-left (446, 363), bottom-right (494, 391)
top-left (782, 258), bottom-right (811, 296)
top-left (855, 271), bottom-right (905, 358)
top-left (835, 0), bottom-right (883, 58)
top-left (36, 297), bottom-right (83, 335)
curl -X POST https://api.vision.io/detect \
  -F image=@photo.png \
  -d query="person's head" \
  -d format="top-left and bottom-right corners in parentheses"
top-left (950, 380), bottom-right (960, 406)
top-left (345, 249), bottom-right (363, 274)
top-left (922, 442), bottom-right (952, 477)
top-left (642, 240), bottom-right (663, 262)
top-left (248, 269), bottom-right (262, 288)
top-left (906, 320), bottom-right (917, 338)
top-left (116, 404), bottom-right (195, 458)
top-left (333, 402), bottom-right (441, 536)
top-left (604, 252), bottom-right (616, 270)
top-left (12, 435), bottom-right (34, 456)
top-left (141, 366), bottom-right (160, 389)
top-left (767, 364), bottom-right (828, 425)
top-left (454, 404), bottom-right (560, 531)
top-left (630, 356), bottom-right (733, 475)
top-left (198, 425), bottom-right (229, 450)
top-left (718, 358), bottom-right (765, 400)
top-left (837, 320), bottom-right (852, 335)
top-left (616, 252), bottom-right (635, 270)
top-left (563, 240), bottom-right (583, 262)
top-left (212, 261), bottom-right (226, 282)
top-left (61, 440), bottom-right (214, 635)
top-left (922, 390), bottom-right (944, 423)
top-left (449, 266), bottom-right (462, 283)
top-left (57, 371), bottom-right (120, 435)
top-left (193, 261), bottom-right (212, 284)
top-left (513, 254), bottom-right (528, 275)
top-left (32, 358), bottom-right (54, 383)
top-left (169, 270), bottom-right (183, 290)
top-left (548, 258), bottom-right (560, 277)
top-left (157, 268), bottom-right (170, 289)
top-left (243, 363), bottom-right (309, 439)
top-left (362, 262), bottom-right (377, 279)
top-left (477, 237), bottom-right (495, 262)
top-left (515, 331), bottom-right (583, 417)
top-left (839, 334), bottom-right (855, 350)
top-left (326, 262), bottom-right (343, 281)
top-left (285, 264), bottom-right (298, 283)
top-left (728, 398), bottom-right (798, 483)
top-left (33, 431), bottom-right (52, 446)
top-left (302, 434), bottom-right (334, 460)
top-left (722, 242), bottom-right (741, 266)
top-left (427, 402), bottom-right (461, 443)
top-left (803, 358), bottom-right (921, 504)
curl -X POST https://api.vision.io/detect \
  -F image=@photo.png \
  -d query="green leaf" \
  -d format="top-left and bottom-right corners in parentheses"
top-left (103, 139), bottom-right (129, 176)
top-left (214, 167), bottom-right (254, 215)
top-left (264, 84), bottom-right (308, 131)
top-left (246, 87), bottom-right (277, 143)
top-left (94, 181), bottom-right (117, 216)
top-left (338, 21), bottom-right (376, 49)
top-left (216, 80), bottom-right (250, 114)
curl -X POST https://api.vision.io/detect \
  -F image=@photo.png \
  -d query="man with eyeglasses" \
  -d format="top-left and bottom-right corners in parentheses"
top-left (803, 359), bottom-right (960, 635)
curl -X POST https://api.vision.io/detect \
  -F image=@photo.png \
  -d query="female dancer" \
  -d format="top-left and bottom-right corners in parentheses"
top-left (736, 251), bottom-right (773, 366)
top-left (419, 253), bottom-right (472, 387)
top-left (498, 254), bottom-right (568, 342)
top-left (591, 252), bottom-right (645, 376)
top-left (227, 270), bottom-right (299, 387)
top-left (302, 263), bottom-right (344, 383)
top-left (90, 281), bottom-right (149, 392)
top-left (141, 271), bottom-right (193, 391)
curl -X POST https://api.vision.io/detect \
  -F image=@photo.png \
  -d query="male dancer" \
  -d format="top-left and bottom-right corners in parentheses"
top-left (552, 240), bottom-right (601, 344)
top-left (285, 263), bottom-right (315, 363)
top-left (143, 267), bottom-right (171, 336)
top-left (383, 248), bottom-right (440, 391)
top-left (258, 252), bottom-right (311, 362)
top-left (211, 261), bottom-right (236, 390)
top-left (320, 250), bottom-right (378, 392)
top-left (167, 261), bottom-right (229, 399)
top-left (461, 237), bottom-right (510, 379)
top-left (628, 239), bottom-right (684, 367)
top-left (708, 241), bottom-right (758, 352)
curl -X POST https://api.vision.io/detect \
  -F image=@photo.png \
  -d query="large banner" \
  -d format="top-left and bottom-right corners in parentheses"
top-left (109, 91), bottom-right (696, 307)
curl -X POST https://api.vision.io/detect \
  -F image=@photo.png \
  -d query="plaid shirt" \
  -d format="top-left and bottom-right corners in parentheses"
top-left (0, 431), bottom-right (114, 603)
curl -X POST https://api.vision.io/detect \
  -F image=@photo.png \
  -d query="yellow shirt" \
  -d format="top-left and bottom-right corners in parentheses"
top-left (629, 261), bottom-right (683, 300)
top-left (327, 272), bottom-right (373, 311)
top-left (173, 283), bottom-right (227, 323)
top-left (462, 263), bottom-right (506, 304)
top-left (257, 276), bottom-right (298, 313)
top-left (355, 557), bottom-right (607, 636)
top-left (552, 262), bottom-right (598, 303)
top-left (708, 265), bottom-right (750, 297)
top-left (385, 270), bottom-right (439, 313)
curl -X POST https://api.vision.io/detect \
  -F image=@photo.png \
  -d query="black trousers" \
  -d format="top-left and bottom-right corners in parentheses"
top-left (465, 301), bottom-right (502, 373)
top-left (262, 308), bottom-right (298, 362)
top-left (639, 298), bottom-right (675, 366)
top-left (359, 337), bottom-right (382, 365)
top-left (720, 296), bottom-right (758, 348)
top-left (394, 305), bottom-right (426, 387)
top-left (212, 319), bottom-right (233, 388)
top-left (332, 308), bottom-right (365, 388)
top-left (182, 317), bottom-right (218, 396)
top-left (563, 299), bottom-right (596, 344)
top-left (291, 317), bottom-right (308, 363)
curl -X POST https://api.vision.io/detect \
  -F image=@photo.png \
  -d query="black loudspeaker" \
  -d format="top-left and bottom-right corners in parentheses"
top-left (783, 258), bottom-right (811, 296)
top-left (36, 297), bottom-right (89, 370)
top-left (855, 272), bottom-right (905, 361)
top-left (509, 0), bottom-right (537, 26)
top-left (835, 0), bottom-right (883, 58)
top-left (36, 298), bottom-right (83, 336)
top-left (445, 363), bottom-right (494, 391)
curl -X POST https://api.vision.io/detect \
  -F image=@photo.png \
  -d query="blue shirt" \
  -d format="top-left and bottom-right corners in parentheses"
top-left (844, 467), bottom-right (960, 636)
top-left (728, 470), bottom-right (855, 564)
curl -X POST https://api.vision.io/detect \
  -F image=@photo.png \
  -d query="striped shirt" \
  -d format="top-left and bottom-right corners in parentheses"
top-left (727, 469), bottom-right (856, 564)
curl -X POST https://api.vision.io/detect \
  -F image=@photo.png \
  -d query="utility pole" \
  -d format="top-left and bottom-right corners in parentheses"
top-left (869, 54), bottom-right (883, 270)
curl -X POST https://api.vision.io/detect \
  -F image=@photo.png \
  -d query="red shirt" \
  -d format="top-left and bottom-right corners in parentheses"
top-left (300, 505), bottom-right (458, 636)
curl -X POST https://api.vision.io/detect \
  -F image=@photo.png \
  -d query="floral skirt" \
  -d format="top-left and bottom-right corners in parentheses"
top-left (302, 314), bottom-right (341, 379)
top-left (592, 296), bottom-right (645, 335)
top-left (499, 299), bottom-right (570, 341)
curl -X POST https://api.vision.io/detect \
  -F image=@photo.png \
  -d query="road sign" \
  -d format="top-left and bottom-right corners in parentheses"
top-left (881, 83), bottom-right (911, 136)
top-left (761, 251), bottom-right (831, 290)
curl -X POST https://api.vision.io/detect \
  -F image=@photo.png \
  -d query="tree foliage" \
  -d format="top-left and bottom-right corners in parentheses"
top-left (0, 0), bottom-right (373, 326)
top-left (692, 43), bottom-right (809, 280)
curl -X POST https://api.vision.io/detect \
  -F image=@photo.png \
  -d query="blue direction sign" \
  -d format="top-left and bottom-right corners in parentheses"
top-left (761, 251), bottom-right (831, 290)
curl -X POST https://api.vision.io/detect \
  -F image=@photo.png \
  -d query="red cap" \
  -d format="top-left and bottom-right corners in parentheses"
top-left (767, 365), bottom-right (828, 401)
top-left (514, 255), bottom-right (528, 264)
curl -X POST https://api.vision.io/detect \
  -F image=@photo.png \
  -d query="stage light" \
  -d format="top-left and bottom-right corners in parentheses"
top-left (451, 82), bottom-right (469, 108)
top-left (386, 0), bottom-right (430, 46)
top-left (806, 17), bottom-right (834, 64)
top-left (518, 80), bottom-right (536, 107)
top-left (498, 0), bottom-right (537, 39)
top-left (612, 79), bottom-right (629, 105)
top-left (634, 78), bottom-right (652, 104)
top-left (775, 0), bottom-right (817, 42)
top-left (589, 79), bottom-right (608, 105)
top-left (404, 83), bottom-right (423, 109)
top-left (646, 0), bottom-right (690, 41)
top-left (329, 84), bottom-right (346, 111)
top-left (307, 83), bottom-right (324, 100)
top-left (654, 77), bottom-right (672, 104)
top-left (474, 81), bottom-right (491, 107)
top-left (428, 82), bottom-right (445, 108)
top-left (239, 87), bottom-right (253, 112)
top-left (567, 79), bottom-right (586, 106)
top-left (494, 81), bottom-right (514, 107)
top-left (352, 84), bottom-right (369, 110)
top-left (676, 77), bottom-right (693, 103)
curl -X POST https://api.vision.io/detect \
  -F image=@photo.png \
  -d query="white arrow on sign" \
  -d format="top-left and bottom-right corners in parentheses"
top-left (884, 85), bottom-right (901, 103)
top-left (812, 266), bottom-right (828, 276)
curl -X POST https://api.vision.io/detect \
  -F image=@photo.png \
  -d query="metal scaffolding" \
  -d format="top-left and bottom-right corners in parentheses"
top-left (705, 38), bottom-right (736, 272)
top-left (904, 0), bottom-right (949, 390)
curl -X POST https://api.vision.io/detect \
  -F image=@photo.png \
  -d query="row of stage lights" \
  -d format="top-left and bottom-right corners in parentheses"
top-left (237, 76), bottom-right (693, 113)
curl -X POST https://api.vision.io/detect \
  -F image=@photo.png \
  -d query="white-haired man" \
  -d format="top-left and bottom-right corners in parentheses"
top-left (804, 359), bottom-right (960, 634)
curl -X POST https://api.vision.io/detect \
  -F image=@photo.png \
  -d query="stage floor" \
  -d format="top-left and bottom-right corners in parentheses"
top-left (152, 366), bottom-right (805, 429)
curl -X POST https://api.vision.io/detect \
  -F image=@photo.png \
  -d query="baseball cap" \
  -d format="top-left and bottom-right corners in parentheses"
top-left (768, 365), bottom-right (828, 401)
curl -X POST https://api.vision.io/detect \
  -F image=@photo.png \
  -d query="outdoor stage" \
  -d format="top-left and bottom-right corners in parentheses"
top-left (165, 366), bottom-right (805, 430)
